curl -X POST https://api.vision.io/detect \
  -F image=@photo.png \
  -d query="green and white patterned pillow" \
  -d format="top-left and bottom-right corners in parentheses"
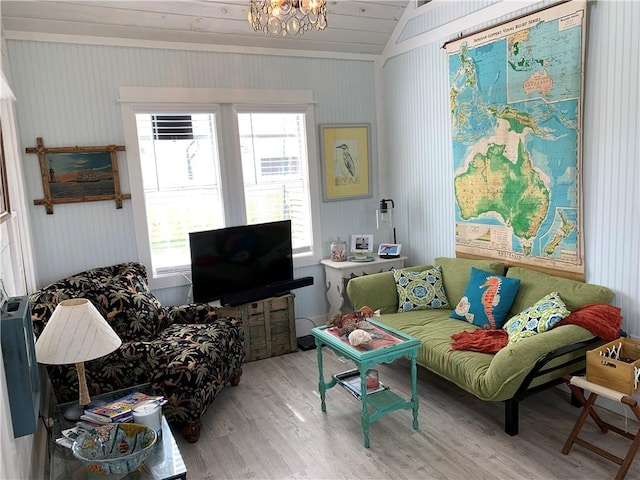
top-left (393, 267), bottom-right (450, 312)
top-left (503, 291), bottom-right (570, 344)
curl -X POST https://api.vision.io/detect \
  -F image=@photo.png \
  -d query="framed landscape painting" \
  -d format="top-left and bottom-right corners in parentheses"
top-left (319, 124), bottom-right (372, 201)
top-left (26, 137), bottom-right (130, 214)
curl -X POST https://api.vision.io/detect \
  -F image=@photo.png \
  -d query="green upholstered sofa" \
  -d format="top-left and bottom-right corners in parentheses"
top-left (346, 257), bottom-right (615, 435)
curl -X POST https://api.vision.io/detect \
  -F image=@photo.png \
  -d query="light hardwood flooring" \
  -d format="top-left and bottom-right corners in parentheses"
top-left (176, 349), bottom-right (640, 479)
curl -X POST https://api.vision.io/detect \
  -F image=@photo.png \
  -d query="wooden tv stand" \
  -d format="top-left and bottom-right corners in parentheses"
top-left (216, 294), bottom-right (297, 362)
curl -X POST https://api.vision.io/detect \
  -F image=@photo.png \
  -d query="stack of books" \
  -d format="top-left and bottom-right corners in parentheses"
top-left (80, 391), bottom-right (164, 425)
top-left (55, 426), bottom-right (85, 449)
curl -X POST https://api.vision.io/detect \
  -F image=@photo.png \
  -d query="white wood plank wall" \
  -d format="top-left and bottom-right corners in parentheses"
top-left (4, 0), bottom-right (638, 337)
top-left (6, 42), bottom-right (378, 322)
top-left (380, 0), bottom-right (639, 338)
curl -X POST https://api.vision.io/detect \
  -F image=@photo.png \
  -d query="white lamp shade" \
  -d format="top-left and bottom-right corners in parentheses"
top-left (35, 298), bottom-right (122, 365)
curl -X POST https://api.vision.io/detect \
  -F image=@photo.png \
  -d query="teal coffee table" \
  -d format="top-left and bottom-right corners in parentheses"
top-left (312, 318), bottom-right (421, 448)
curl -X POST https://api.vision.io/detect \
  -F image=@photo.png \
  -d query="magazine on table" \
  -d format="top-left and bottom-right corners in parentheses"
top-left (335, 369), bottom-right (387, 397)
top-left (83, 391), bottom-right (164, 423)
top-left (55, 425), bottom-right (93, 449)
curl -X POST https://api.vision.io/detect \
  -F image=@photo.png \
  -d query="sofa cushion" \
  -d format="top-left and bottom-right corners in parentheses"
top-left (450, 267), bottom-right (520, 329)
top-left (379, 309), bottom-right (596, 401)
top-left (394, 267), bottom-right (450, 312)
top-left (435, 257), bottom-right (506, 307)
top-left (30, 262), bottom-right (171, 343)
top-left (346, 265), bottom-right (433, 314)
top-left (506, 267), bottom-right (615, 313)
top-left (83, 265), bottom-right (170, 342)
top-left (86, 281), bottom-right (169, 342)
top-left (503, 291), bottom-right (570, 343)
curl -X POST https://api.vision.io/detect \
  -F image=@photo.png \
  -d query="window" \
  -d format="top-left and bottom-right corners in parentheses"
top-left (238, 112), bottom-right (312, 255)
top-left (135, 112), bottom-right (224, 273)
top-left (120, 88), bottom-right (321, 288)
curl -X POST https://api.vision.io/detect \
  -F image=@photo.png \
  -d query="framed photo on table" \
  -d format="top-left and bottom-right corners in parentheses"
top-left (378, 243), bottom-right (401, 258)
top-left (319, 124), bottom-right (372, 201)
top-left (350, 234), bottom-right (374, 254)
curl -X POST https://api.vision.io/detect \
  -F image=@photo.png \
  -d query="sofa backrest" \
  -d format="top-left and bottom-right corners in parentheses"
top-left (506, 266), bottom-right (615, 313)
top-left (30, 262), bottom-right (171, 343)
top-left (434, 257), bottom-right (506, 307)
top-left (346, 265), bottom-right (433, 314)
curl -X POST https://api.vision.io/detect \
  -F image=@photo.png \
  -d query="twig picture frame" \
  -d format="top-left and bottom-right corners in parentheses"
top-left (319, 124), bottom-right (372, 201)
top-left (26, 137), bottom-right (131, 214)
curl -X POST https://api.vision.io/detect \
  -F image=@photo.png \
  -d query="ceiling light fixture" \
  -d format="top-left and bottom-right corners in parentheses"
top-left (248, 0), bottom-right (327, 36)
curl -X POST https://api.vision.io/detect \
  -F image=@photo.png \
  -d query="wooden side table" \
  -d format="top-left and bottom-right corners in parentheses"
top-left (562, 375), bottom-right (640, 480)
top-left (320, 255), bottom-right (407, 317)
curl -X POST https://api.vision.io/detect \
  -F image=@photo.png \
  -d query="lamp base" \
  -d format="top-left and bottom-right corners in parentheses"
top-left (63, 401), bottom-right (98, 422)
top-left (62, 403), bottom-right (85, 422)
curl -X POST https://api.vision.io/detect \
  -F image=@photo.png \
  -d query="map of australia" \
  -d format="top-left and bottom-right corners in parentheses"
top-left (446, 1), bottom-right (586, 273)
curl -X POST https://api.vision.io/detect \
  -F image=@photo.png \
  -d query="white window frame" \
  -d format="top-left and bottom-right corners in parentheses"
top-left (119, 87), bottom-right (322, 290)
top-left (1, 74), bottom-right (37, 295)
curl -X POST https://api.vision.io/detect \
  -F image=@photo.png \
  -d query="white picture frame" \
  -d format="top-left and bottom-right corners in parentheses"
top-left (350, 234), bottom-right (374, 254)
top-left (378, 243), bottom-right (402, 258)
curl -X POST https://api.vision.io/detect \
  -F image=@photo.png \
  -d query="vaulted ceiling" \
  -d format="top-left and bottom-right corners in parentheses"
top-left (1, 1), bottom-right (413, 57)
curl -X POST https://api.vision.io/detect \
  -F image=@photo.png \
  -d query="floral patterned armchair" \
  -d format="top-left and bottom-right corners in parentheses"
top-left (30, 262), bottom-right (244, 443)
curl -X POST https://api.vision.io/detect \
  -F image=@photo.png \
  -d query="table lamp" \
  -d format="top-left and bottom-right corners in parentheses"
top-left (376, 198), bottom-right (396, 244)
top-left (35, 298), bottom-right (122, 421)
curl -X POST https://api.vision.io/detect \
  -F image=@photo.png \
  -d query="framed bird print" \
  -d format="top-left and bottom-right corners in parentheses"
top-left (319, 124), bottom-right (372, 201)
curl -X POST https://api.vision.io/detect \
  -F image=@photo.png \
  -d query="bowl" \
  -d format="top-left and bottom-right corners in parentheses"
top-left (72, 423), bottom-right (157, 475)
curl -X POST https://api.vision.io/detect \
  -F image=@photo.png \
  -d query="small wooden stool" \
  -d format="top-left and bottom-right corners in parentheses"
top-left (562, 375), bottom-right (640, 480)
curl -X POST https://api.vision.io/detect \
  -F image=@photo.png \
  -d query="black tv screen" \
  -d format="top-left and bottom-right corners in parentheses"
top-left (189, 220), bottom-right (294, 304)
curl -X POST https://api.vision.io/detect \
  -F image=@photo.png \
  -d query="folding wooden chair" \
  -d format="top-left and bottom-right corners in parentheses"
top-left (562, 375), bottom-right (640, 480)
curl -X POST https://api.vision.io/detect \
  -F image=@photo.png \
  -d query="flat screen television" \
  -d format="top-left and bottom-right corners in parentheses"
top-left (189, 220), bottom-right (295, 305)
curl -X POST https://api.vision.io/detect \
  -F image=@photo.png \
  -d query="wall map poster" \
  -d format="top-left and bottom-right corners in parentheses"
top-left (446, 0), bottom-right (586, 275)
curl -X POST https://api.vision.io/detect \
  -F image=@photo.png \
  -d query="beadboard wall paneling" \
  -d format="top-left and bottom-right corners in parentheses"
top-left (382, 0), bottom-right (639, 338)
top-left (6, 1), bottom-right (638, 336)
top-left (400, 0), bottom-right (498, 43)
top-left (6, 42), bottom-right (378, 323)
top-left (383, 44), bottom-right (455, 264)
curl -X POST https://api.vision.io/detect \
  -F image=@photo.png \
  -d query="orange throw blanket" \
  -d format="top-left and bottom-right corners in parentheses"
top-left (450, 303), bottom-right (623, 353)
top-left (554, 303), bottom-right (622, 342)
top-left (450, 329), bottom-right (508, 353)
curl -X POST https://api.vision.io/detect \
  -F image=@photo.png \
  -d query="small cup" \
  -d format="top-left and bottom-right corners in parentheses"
top-left (365, 369), bottom-right (379, 389)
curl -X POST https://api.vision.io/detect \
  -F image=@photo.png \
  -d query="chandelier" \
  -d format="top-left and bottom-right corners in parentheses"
top-left (248, 0), bottom-right (327, 36)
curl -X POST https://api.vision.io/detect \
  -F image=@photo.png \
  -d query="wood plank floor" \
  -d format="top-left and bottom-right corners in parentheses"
top-left (176, 349), bottom-right (640, 479)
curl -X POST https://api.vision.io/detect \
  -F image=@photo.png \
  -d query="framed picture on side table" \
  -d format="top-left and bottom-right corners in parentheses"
top-left (378, 243), bottom-right (402, 258)
top-left (350, 234), bottom-right (374, 254)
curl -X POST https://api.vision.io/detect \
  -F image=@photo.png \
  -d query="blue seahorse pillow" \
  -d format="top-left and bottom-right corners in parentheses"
top-left (450, 267), bottom-right (521, 329)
